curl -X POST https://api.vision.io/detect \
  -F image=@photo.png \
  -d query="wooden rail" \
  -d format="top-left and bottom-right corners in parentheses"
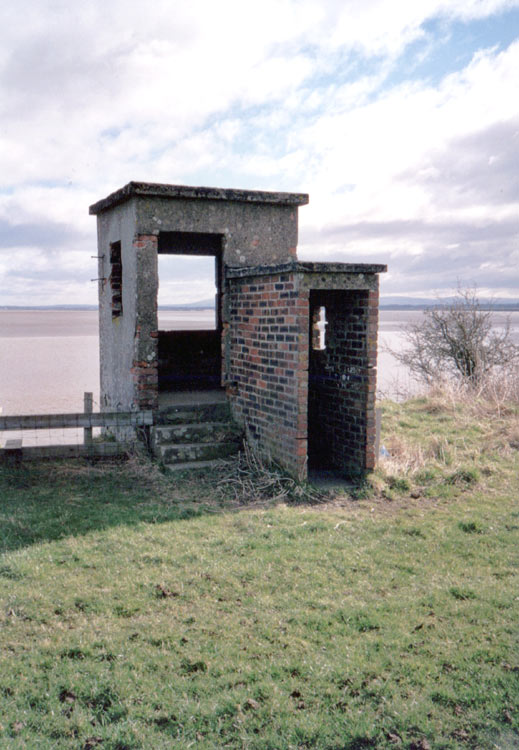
top-left (0, 411), bottom-right (153, 431)
top-left (2, 442), bottom-right (140, 460)
top-left (0, 392), bottom-right (153, 462)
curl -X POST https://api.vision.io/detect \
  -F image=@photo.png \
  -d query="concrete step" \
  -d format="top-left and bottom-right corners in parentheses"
top-left (152, 396), bottom-right (241, 467)
top-left (163, 459), bottom-right (226, 473)
top-left (155, 401), bottom-right (232, 425)
top-left (156, 440), bottom-right (241, 464)
top-left (152, 421), bottom-right (241, 447)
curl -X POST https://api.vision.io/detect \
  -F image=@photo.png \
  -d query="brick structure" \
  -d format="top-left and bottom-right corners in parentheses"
top-left (307, 286), bottom-right (380, 474)
top-left (225, 263), bottom-right (384, 478)
top-left (224, 268), bottom-right (309, 477)
top-left (90, 182), bottom-right (386, 479)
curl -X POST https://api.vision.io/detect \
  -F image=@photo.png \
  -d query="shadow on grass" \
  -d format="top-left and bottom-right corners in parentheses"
top-left (0, 456), bottom-right (340, 554)
top-left (0, 459), bottom-right (224, 554)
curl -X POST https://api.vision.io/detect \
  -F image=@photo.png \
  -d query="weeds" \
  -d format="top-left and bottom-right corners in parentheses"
top-left (375, 381), bottom-right (518, 504)
top-left (458, 520), bottom-right (483, 534)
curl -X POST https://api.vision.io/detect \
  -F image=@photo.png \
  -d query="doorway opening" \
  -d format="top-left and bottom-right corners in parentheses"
top-left (307, 288), bottom-right (369, 476)
top-left (157, 231), bottom-right (223, 392)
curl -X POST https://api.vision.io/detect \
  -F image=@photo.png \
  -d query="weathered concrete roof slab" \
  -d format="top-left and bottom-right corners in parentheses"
top-left (225, 261), bottom-right (387, 278)
top-left (89, 181), bottom-right (309, 215)
top-left (298, 261), bottom-right (387, 274)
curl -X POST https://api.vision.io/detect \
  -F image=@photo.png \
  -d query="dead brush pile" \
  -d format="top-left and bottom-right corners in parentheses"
top-left (215, 440), bottom-right (328, 506)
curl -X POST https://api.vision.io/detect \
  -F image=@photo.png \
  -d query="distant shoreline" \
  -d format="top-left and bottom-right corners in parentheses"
top-left (2, 303), bottom-right (519, 312)
top-left (0, 305), bottom-right (215, 312)
top-left (380, 304), bottom-right (519, 311)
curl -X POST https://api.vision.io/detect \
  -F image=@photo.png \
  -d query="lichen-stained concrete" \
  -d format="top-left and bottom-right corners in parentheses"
top-left (90, 182), bottom-right (309, 416)
top-left (91, 182), bottom-right (309, 267)
top-left (93, 199), bottom-right (140, 415)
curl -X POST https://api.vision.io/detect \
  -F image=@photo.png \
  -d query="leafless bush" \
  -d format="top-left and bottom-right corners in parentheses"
top-left (390, 287), bottom-right (519, 388)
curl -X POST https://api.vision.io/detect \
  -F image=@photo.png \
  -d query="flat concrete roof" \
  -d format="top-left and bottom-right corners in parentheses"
top-left (89, 181), bottom-right (309, 215)
top-left (225, 261), bottom-right (387, 278)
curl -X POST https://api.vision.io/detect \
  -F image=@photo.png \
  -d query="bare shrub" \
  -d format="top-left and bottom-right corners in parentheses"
top-left (390, 287), bottom-right (519, 388)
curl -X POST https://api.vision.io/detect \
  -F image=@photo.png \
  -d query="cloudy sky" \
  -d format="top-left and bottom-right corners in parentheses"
top-left (1, 0), bottom-right (518, 306)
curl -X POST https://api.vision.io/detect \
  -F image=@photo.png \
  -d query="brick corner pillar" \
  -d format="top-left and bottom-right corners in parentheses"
top-left (132, 234), bottom-right (159, 412)
top-left (364, 282), bottom-right (380, 470)
top-left (294, 287), bottom-right (310, 480)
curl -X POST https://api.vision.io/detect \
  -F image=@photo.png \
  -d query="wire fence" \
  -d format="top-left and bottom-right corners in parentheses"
top-left (0, 392), bottom-right (153, 461)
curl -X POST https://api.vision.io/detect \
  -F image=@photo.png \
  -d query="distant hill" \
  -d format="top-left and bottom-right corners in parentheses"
top-left (380, 296), bottom-right (519, 310)
top-left (2, 297), bottom-right (518, 312)
top-left (160, 298), bottom-right (215, 309)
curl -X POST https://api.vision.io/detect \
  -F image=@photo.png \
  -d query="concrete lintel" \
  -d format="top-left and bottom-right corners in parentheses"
top-left (225, 261), bottom-right (387, 279)
top-left (89, 181), bottom-right (309, 215)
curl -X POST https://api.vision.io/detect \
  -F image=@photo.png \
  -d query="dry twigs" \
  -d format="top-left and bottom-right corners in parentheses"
top-left (215, 440), bottom-right (328, 506)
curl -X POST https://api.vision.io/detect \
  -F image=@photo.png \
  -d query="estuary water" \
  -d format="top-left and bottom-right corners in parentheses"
top-left (1, 308), bottom-right (518, 421)
top-left (0, 310), bottom-right (214, 446)
top-left (0, 310), bottom-right (216, 417)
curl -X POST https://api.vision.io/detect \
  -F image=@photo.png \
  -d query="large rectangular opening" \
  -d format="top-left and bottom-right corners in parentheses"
top-left (157, 231), bottom-right (223, 392)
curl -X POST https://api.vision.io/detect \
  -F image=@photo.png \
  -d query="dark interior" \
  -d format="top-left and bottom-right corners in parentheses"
top-left (307, 288), bottom-right (369, 474)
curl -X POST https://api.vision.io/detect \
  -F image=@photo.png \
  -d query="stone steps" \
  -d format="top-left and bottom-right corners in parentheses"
top-left (152, 397), bottom-right (242, 471)
top-left (155, 401), bottom-right (232, 425)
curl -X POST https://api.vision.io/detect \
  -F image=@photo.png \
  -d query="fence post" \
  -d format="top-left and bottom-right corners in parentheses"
top-left (84, 392), bottom-right (93, 447)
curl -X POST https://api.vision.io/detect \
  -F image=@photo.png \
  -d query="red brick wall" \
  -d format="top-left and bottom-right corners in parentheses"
top-left (225, 271), bottom-right (309, 478)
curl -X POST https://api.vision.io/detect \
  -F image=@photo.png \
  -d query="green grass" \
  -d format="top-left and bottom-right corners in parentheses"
top-left (1, 398), bottom-right (518, 749)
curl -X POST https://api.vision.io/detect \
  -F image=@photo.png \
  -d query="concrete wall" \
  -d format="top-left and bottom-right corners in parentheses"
top-left (91, 183), bottom-right (307, 270)
top-left (133, 196), bottom-right (299, 266)
top-left (97, 199), bottom-right (142, 413)
top-left (96, 199), bottom-right (158, 413)
top-left (131, 234), bottom-right (159, 411)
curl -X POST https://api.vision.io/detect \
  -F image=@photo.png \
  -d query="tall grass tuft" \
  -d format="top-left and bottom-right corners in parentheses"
top-left (376, 373), bottom-right (519, 501)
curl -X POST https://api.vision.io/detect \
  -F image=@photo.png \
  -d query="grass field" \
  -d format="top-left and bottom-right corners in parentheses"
top-left (0, 394), bottom-right (518, 749)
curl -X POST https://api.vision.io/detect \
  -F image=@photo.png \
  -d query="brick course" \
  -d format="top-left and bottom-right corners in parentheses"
top-left (225, 271), bottom-right (309, 478)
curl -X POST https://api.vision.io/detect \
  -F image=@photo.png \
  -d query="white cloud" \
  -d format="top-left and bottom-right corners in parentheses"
top-left (0, 0), bottom-right (518, 303)
top-left (296, 42), bottom-right (519, 231)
